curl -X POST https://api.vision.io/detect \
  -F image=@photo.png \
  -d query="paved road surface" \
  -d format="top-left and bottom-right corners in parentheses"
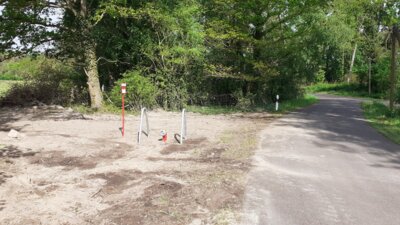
top-left (241, 94), bottom-right (400, 225)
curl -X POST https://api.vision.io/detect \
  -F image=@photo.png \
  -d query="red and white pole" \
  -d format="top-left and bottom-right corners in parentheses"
top-left (121, 83), bottom-right (127, 137)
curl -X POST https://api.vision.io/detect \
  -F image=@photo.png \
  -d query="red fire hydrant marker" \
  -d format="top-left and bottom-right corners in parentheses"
top-left (121, 83), bottom-right (127, 137)
top-left (162, 133), bottom-right (167, 143)
top-left (160, 130), bottom-right (167, 144)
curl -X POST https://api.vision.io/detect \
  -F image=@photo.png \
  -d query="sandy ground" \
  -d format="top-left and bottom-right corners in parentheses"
top-left (0, 106), bottom-right (273, 225)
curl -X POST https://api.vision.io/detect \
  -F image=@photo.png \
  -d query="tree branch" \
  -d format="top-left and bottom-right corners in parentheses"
top-left (96, 57), bottom-right (132, 65)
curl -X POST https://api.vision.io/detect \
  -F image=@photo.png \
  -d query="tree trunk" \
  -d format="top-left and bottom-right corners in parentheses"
top-left (368, 57), bottom-right (372, 95)
top-left (348, 43), bottom-right (357, 83)
top-left (341, 50), bottom-right (345, 77)
top-left (389, 26), bottom-right (398, 111)
top-left (84, 44), bottom-right (103, 109)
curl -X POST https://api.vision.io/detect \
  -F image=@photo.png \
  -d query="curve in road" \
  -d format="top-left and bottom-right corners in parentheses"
top-left (242, 94), bottom-right (400, 225)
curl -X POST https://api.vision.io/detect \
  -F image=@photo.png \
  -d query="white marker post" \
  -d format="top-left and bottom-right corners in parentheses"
top-left (180, 109), bottom-right (187, 145)
top-left (121, 83), bottom-right (127, 137)
top-left (137, 107), bottom-right (149, 144)
top-left (276, 95), bottom-right (279, 111)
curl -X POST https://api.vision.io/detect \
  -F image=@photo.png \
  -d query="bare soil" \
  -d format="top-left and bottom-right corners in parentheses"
top-left (0, 106), bottom-right (274, 225)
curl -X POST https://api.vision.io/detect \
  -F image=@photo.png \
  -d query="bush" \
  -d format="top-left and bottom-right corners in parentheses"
top-left (0, 57), bottom-right (85, 106)
top-left (0, 57), bottom-right (39, 80)
top-left (234, 89), bottom-right (253, 109)
top-left (110, 70), bottom-right (157, 110)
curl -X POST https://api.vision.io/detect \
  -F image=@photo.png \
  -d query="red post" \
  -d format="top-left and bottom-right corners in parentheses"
top-left (121, 83), bottom-right (127, 137)
top-left (122, 94), bottom-right (125, 137)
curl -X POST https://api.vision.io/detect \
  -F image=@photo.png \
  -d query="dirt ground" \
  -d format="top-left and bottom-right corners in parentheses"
top-left (0, 106), bottom-right (274, 225)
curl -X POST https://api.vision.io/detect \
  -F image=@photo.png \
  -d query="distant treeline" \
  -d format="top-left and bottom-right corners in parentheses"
top-left (0, 0), bottom-right (399, 109)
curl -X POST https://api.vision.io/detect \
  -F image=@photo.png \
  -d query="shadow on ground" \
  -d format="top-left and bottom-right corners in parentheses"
top-left (273, 94), bottom-right (400, 170)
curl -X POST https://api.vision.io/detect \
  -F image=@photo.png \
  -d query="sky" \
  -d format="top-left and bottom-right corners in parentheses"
top-left (0, 4), bottom-right (63, 51)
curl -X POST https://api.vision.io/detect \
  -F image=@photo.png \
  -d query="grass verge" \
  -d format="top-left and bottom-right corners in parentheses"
top-left (187, 94), bottom-right (318, 115)
top-left (306, 83), bottom-right (383, 99)
top-left (362, 101), bottom-right (400, 144)
top-left (72, 103), bottom-right (139, 115)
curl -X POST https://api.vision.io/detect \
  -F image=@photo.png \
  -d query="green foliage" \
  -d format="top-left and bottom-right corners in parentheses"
top-left (268, 94), bottom-right (318, 113)
top-left (362, 102), bottom-right (400, 144)
top-left (186, 105), bottom-right (239, 115)
top-left (110, 70), bottom-right (157, 110)
top-left (0, 57), bottom-right (85, 106)
top-left (188, 94), bottom-right (317, 115)
top-left (314, 69), bottom-right (326, 83)
top-left (72, 102), bottom-right (130, 115)
top-left (0, 81), bottom-right (20, 98)
top-left (0, 0), bottom-right (398, 111)
top-left (0, 57), bottom-right (41, 80)
top-left (306, 83), bottom-right (384, 99)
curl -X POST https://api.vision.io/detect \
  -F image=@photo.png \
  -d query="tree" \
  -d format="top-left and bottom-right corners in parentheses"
top-left (0, 0), bottom-right (103, 108)
top-left (202, 0), bottom-right (326, 102)
top-left (95, 0), bottom-right (206, 109)
top-left (389, 24), bottom-right (400, 110)
top-left (380, 0), bottom-right (400, 110)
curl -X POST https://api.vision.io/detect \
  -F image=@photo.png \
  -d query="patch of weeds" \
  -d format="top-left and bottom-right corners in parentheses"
top-left (212, 208), bottom-right (237, 225)
top-left (219, 128), bottom-right (258, 161)
top-left (195, 170), bottom-right (244, 186)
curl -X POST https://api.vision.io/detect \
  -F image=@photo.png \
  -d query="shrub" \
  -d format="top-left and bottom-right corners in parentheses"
top-left (234, 89), bottom-right (253, 110)
top-left (0, 57), bottom-right (85, 106)
top-left (110, 70), bottom-right (157, 110)
top-left (0, 57), bottom-right (39, 80)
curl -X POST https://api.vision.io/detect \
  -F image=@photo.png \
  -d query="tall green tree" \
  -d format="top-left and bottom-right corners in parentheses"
top-left (0, 0), bottom-right (104, 108)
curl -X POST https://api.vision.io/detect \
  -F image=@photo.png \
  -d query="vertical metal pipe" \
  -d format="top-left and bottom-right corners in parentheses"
top-left (180, 109), bottom-right (186, 144)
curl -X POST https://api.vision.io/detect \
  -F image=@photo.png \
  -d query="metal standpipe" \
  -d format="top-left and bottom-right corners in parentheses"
top-left (137, 107), bottom-right (149, 144)
top-left (180, 109), bottom-right (187, 145)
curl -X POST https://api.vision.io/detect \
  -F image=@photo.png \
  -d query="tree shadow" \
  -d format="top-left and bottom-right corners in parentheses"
top-left (272, 94), bottom-right (400, 170)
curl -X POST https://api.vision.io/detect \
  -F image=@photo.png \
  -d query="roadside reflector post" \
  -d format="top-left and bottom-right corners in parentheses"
top-left (121, 83), bottom-right (127, 137)
top-left (276, 95), bottom-right (279, 111)
top-left (180, 109), bottom-right (187, 144)
top-left (138, 107), bottom-right (149, 144)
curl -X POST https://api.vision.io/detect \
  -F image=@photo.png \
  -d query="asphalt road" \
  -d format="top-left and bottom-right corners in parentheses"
top-left (241, 94), bottom-right (400, 225)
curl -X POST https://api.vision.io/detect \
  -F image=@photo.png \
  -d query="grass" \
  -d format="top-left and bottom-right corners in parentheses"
top-left (274, 94), bottom-right (318, 113)
top-left (306, 82), bottom-right (384, 99)
top-left (187, 94), bottom-right (318, 115)
top-left (362, 101), bottom-right (400, 144)
top-left (72, 103), bottom-right (140, 115)
top-left (0, 74), bottom-right (22, 81)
